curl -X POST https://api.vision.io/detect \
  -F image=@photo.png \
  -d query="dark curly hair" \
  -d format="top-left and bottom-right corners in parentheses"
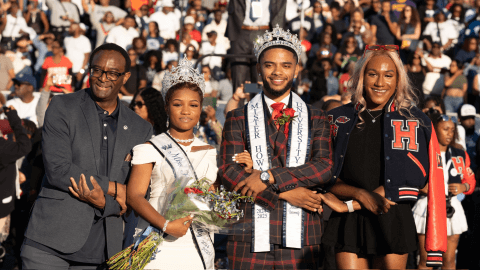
top-left (143, 50), bottom-right (163, 72)
top-left (129, 87), bottom-right (168, 135)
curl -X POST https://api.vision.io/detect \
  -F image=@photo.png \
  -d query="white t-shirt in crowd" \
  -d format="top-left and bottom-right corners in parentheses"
top-left (423, 21), bottom-right (458, 46)
top-left (2, 15), bottom-right (29, 39)
top-left (422, 53), bottom-right (452, 96)
top-left (64, 35), bottom-right (92, 73)
top-left (199, 41), bottom-right (226, 70)
top-left (149, 11), bottom-right (180, 40)
top-left (6, 95), bottom-right (40, 126)
top-left (105, 26), bottom-right (139, 50)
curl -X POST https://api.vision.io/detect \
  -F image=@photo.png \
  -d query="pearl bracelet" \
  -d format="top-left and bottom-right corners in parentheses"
top-left (162, 220), bottom-right (169, 233)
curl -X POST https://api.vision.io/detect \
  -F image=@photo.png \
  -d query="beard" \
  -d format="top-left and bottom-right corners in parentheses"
top-left (262, 76), bottom-right (294, 98)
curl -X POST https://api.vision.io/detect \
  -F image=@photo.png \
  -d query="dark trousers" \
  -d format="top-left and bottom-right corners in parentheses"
top-left (230, 29), bottom-right (264, 90)
top-left (227, 241), bottom-right (320, 270)
top-left (21, 244), bottom-right (104, 270)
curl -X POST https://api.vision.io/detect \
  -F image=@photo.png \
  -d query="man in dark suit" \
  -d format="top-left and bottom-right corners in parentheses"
top-left (226, 0), bottom-right (287, 90)
top-left (21, 43), bottom-right (153, 269)
top-left (219, 27), bottom-right (333, 269)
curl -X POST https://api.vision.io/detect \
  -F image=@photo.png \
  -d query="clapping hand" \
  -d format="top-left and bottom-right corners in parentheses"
top-left (69, 174), bottom-right (106, 209)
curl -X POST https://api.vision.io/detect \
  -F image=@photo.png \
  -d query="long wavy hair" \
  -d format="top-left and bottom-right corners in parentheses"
top-left (348, 49), bottom-right (418, 126)
top-left (129, 87), bottom-right (168, 135)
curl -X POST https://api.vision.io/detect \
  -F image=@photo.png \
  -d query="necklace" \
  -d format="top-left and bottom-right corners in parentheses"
top-left (365, 109), bottom-right (383, 123)
top-left (167, 130), bottom-right (194, 143)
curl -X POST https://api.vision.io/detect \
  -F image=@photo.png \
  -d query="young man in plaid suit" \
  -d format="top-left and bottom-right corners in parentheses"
top-left (219, 25), bottom-right (334, 269)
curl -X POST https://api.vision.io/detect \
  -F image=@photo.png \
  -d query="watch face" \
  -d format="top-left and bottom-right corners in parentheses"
top-left (261, 171), bottom-right (269, 181)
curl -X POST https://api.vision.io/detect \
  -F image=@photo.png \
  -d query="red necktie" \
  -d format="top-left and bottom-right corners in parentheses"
top-left (271, 102), bottom-right (285, 130)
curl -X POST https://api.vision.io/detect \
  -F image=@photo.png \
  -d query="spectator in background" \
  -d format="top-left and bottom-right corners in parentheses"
top-left (217, 64), bottom-right (232, 101)
top-left (132, 37), bottom-right (147, 65)
top-left (199, 31), bottom-right (226, 80)
top-left (179, 32), bottom-right (199, 54)
top-left (406, 52), bottom-right (426, 105)
top-left (418, 0), bottom-right (437, 30)
top-left (83, 0), bottom-right (127, 26)
top-left (458, 104), bottom-right (480, 173)
top-left (46, 0), bottom-right (80, 37)
top-left (24, 0), bottom-right (49, 35)
top-left (309, 0), bottom-right (331, 35)
top-left (152, 59), bottom-right (177, 92)
top-left (310, 57), bottom-right (338, 103)
top-left (40, 39), bottom-right (74, 93)
top-left (443, 60), bottom-right (467, 113)
top-left (6, 75), bottom-right (39, 126)
top-left (390, 0), bottom-right (416, 19)
top-left (105, 15), bottom-right (139, 50)
top-left (0, 2), bottom-right (32, 50)
top-left (162, 39), bottom-right (179, 68)
top-left (183, 44), bottom-right (198, 67)
top-left (310, 31), bottom-right (337, 61)
top-left (149, 0), bottom-right (180, 40)
top-left (143, 50), bottom-right (162, 87)
top-left (144, 21), bottom-right (164, 52)
top-left (0, 48), bottom-right (15, 91)
top-left (91, 11), bottom-right (116, 48)
top-left (195, 105), bottom-right (223, 148)
top-left (183, 16), bottom-right (201, 43)
top-left (133, 4), bottom-right (150, 32)
top-left (202, 9), bottom-right (229, 49)
top-left (121, 47), bottom-right (147, 96)
top-left (202, 65), bottom-right (218, 98)
top-left (0, 106), bottom-right (32, 262)
top-left (370, 0), bottom-right (398, 45)
top-left (129, 87), bottom-right (167, 135)
top-left (456, 37), bottom-right (478, 65)
top-left (330, 3), bottom-right (347, 43)
top-left (421, 42), bottom-right (452, 97)
top-left (396, 5), bottom-right (420, 62)
top-left (64, 22), bottom-right (91, 86)
top-left (422, 10), bottom-right (457, 53)
top-left (32, 33), bottom-right (54, 74)
top-left (334, 33), bottom-right (361, 73)
top-left (365, 0), bottom-right (382, 22)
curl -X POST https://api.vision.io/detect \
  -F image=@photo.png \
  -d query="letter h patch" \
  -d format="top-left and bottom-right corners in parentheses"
top-left (391, 120), bottom-right (419, 152)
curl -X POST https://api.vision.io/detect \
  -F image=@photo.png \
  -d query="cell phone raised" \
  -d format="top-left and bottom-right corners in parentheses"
top-left (244, 83), bottom-right (263, 94)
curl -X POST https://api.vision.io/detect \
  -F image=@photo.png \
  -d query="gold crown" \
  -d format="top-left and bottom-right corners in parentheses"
top-left (253, 24), bottom-right (302, 63)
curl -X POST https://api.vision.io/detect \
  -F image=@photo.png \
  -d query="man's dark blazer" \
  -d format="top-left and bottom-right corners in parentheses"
top-left (225, 0), bottom-right (287, 42)
top-left (24, 89), bottom-right (153, 258)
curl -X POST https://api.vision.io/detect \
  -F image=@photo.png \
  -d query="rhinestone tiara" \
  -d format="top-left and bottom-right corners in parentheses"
top-left (253, 24), bottom-right (302, 63)
top-left (161, 55), bottom-right (205, 99)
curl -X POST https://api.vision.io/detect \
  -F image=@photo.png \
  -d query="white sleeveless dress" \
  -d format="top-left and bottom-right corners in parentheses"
top-left (130, 137), bottom-right (217, 270)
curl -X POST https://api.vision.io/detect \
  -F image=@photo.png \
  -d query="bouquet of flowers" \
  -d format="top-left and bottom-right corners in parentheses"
top-left (107, 177), bottom-right (253, 269)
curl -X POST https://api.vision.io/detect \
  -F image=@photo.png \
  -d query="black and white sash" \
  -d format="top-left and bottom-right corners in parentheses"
top-left (246, 92), bottom-right (310, 252)
top-left (146, 133), bottom-right (215, 269)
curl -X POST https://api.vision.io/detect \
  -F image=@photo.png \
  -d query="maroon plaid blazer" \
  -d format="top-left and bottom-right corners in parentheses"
top-left (218, 103), bottom-right (333, 246)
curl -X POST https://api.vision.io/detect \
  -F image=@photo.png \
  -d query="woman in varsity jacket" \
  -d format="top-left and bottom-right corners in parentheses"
top-left (413, 111), bottom-right (476, 269)
top-left (319, 46), bottom-right (447, 269)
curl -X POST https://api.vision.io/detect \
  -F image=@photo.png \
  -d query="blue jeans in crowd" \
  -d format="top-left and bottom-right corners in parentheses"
top-left (444, 95), bottom-right (464, 113)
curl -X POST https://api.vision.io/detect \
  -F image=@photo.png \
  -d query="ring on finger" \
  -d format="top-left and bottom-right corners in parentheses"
top-left (379, 211), bottom-right (383, 215)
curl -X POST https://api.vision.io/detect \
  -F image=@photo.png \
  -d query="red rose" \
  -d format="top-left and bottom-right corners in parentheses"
top-left (283, 108), bottom-right (296, 118)
top-left (184, 188), bottom-right (192, 194)
top-left (191, 188), bottom-right (203, 194)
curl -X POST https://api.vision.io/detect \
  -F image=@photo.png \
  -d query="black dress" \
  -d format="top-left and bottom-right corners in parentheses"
top-left (323, 110), bottom-right (418, 255)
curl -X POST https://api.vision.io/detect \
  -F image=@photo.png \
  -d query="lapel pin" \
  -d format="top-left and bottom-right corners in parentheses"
top-left (124, 125), bottom-right (128, 130)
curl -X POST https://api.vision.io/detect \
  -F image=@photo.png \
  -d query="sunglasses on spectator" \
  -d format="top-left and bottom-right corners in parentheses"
top-left (363, 44), bottom-right (399, 57)
top-left (134, 101), bottom-right (145, 108)
top-left (440, 114), bottom-right (458, 123)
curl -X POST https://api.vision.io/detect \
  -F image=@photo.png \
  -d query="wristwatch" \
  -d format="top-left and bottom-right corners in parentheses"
top-left (260, 170), bottom-right (270, 184)
top-left (79, 68), bottom-right (86, 74)
top-left (344, 200), bottom-right (354, 213)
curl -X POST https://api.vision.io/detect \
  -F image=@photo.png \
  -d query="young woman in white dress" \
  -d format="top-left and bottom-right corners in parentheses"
top-left (413, 111), bottom-right (476, 269)
top-left (126, 58), bottom-right (217, 269)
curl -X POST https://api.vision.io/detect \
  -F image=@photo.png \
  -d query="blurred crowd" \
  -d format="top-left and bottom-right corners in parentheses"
top-left (2, 0), bottom-right (480, 269)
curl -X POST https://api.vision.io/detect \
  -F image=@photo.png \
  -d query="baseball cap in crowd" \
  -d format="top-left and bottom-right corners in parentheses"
top-left (460, 104), bottom-right (476, 118)
top-left (13, 74), bottom-right (37, 90)
top-left (184, 16), bottom-right (195, 25)
top-left (163, 0), bottom-right (174, 7)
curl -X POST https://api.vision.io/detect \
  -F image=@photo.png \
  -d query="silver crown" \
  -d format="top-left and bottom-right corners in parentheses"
top-left (161, 55), bottom-right (205, 99)
top-left (253, 24), bottom-right (302, 63)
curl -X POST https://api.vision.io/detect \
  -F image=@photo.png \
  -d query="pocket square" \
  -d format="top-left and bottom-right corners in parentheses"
top-left (124, 153), bottom-right (132, 162)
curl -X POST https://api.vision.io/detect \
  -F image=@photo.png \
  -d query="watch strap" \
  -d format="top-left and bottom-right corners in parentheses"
top-left (344, 200), bottom-right (354, 213)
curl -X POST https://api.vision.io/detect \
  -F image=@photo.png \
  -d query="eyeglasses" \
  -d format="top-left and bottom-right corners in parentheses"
top-left (440, 114), bottom-right (458, 123)
top-left (134, 101), bottom-right (145, 108)
top-left (363, 44), bottom-right (399, 57)
top-left (90, 67), bottom-right (126, 81)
